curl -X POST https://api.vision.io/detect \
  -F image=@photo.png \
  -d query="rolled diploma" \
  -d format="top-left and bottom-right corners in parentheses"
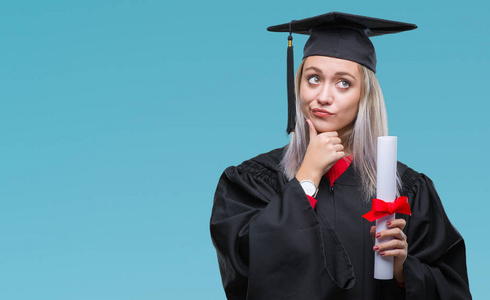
top-left (374, 136), bottom-right (397, 280)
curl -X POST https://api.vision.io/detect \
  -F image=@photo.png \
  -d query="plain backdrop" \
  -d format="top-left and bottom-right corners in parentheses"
top-left (0, 0), bottom-right (487, 299)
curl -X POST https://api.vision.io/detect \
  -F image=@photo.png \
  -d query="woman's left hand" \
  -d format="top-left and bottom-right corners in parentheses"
top-left (370, 219), bottom-right (408, 284)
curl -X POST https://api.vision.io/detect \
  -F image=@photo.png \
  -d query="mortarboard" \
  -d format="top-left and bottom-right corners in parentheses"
top-left (267, 12), bottom-right (417, 134)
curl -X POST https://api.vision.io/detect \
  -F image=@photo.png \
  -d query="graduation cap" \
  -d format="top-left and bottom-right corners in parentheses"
top-left (267, 12), bottom-right (417, 134)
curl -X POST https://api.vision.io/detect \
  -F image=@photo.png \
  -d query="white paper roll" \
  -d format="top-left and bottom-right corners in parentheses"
top-left (374, 136), bottom-right (397, 280)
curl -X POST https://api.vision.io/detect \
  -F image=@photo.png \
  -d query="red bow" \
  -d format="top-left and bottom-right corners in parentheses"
top-left (362, 196), bottom-right (411, 222)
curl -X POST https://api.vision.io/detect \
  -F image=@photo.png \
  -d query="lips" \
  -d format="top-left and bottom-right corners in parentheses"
top-left (312, 108), bottom-right (333, 118)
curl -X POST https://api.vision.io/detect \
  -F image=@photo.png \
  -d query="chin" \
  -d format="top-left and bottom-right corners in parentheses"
top-left (310, 120), bottom-right (337, 133)
top-left (314, 126), bottom-right (338, 133)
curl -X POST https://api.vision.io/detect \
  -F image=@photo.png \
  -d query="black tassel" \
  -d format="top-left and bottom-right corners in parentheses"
top-left (286, 25), bottom-right (296, 134)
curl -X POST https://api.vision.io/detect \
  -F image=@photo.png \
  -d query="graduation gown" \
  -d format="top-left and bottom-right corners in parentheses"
top-left (210, 147), bottom-right (471, 299)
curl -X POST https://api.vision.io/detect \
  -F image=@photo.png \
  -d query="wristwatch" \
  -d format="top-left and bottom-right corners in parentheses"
top-left (300, 180), bottom-right (318, 197)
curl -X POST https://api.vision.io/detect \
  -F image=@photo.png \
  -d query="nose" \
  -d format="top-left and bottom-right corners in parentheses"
top-left (317, 84), bottom-right (333, 105)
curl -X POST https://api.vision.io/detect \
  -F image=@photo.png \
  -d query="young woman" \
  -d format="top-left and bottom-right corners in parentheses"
top-left (210, 12), bottom-right (471, 299)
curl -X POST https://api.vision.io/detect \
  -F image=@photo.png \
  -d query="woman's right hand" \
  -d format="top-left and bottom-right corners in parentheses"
top-left (295, 119), bottom-right (345, 187)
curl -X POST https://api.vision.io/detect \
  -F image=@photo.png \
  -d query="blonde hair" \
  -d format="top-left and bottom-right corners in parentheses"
top-left (281, 58), bottom-right (400, 199)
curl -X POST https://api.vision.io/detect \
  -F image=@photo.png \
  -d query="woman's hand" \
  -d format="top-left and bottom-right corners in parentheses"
top-left (370, 219), bottom-right (408, 283)
top-left (295, 119), bottom-right (345, 187)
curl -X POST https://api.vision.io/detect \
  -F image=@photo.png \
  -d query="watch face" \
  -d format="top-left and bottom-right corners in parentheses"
top-left (300, 181), bottom-right (316, 196)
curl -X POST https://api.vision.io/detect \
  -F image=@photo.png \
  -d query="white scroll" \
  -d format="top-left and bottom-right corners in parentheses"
top-left (374, 136), bottom-right (397, 280)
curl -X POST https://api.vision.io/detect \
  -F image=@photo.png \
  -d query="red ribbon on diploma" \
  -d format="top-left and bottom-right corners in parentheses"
top-left (362, 196), bottom-right (411, 222)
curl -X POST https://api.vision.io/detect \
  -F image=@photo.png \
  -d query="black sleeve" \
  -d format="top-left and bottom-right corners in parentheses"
top-left (210, 161), bottom-right (355, 300)
top-left (400, 170), bottom-right (472, 299)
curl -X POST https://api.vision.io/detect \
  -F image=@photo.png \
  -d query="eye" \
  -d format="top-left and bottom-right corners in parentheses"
top-left (336, 80), bottom-right (351, 89)
top-left (307, 75), bottom-right (321, 85)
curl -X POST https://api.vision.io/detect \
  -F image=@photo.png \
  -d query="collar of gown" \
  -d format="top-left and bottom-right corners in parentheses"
top-left (325, 155), bottom-right (354, 186)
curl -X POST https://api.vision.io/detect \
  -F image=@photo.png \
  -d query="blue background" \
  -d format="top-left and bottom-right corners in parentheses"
top-left (0, 0), bottom-right (487, 299)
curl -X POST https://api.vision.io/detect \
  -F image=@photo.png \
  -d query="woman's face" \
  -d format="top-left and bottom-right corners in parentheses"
top-left (299, 56), bottom-right (362, 135)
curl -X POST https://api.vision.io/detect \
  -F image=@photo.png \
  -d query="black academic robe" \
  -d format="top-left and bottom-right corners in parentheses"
top-left (210, 147), bottom-right (471, 300)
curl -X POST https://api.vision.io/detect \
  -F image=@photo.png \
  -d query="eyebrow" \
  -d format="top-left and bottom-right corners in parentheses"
top-left (303, 66), bottom-right (322, 73)
top-left (303, 67), bottom-right (358, 81)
